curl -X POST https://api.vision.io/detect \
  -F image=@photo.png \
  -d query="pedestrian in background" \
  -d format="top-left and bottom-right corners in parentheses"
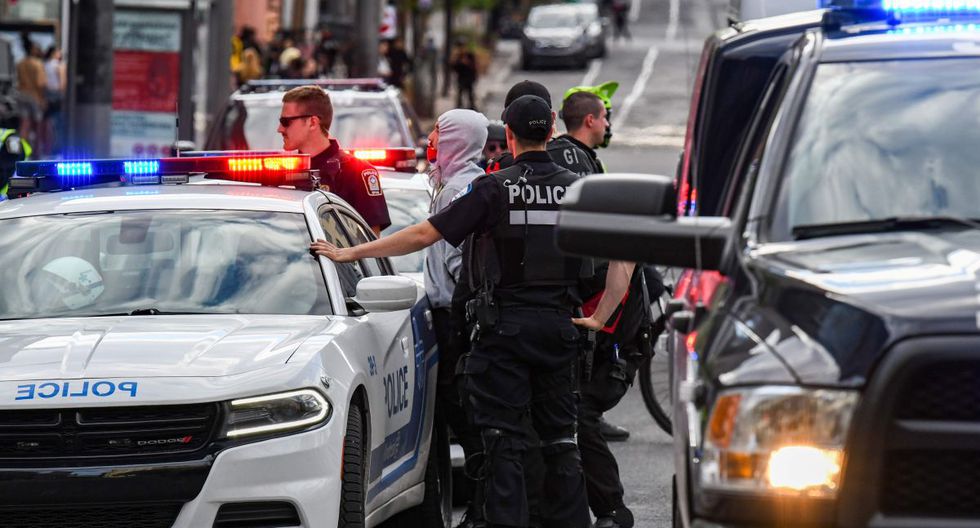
top-left (15, 38), bottom-right (46, 152)
top-left (42, 46), bottom-right (64, 157)
top-left (232, 26), bottom-right (264, 87)
top-left (450, 40), bottom-right (479, 110)
top-left (612, 0), bottom-right (632, 41)
top-left (385, 37), bottom-right (413, 89)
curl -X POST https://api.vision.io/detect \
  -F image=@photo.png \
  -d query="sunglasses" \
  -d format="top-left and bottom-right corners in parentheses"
top-left (279, 114), bottom-right (314, 127)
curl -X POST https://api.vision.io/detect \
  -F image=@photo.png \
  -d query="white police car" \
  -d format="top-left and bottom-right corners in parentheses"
top-left (0, 153), bottom-right (451, 528)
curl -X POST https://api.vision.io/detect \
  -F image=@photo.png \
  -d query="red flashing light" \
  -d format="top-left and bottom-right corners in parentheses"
top-left (685, 331), bottom-right (698, 355)
top-left (227, 156), bottom-right (303, 172)
top-left (348, 148), bottom-right (417, 171)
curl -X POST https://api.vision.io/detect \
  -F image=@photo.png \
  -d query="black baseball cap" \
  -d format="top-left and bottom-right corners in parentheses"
top-left (502, 95), bottom-right (553, 142)
top-left (504, 80), bottom-right (552, 109)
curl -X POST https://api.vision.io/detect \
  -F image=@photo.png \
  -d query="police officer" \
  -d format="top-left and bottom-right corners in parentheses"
top-left (278, 85), bottom-right (390, 234)
top-left (0, 94), bottom-right (31, 201)
top-left (485, 80), bottom-right (553, 173)
top-left (548, 91), bottom-right (607, 176)
top-left (311, 95), bottom-right (591, 528)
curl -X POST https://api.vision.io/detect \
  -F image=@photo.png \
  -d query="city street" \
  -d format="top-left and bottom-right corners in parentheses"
top-left (478, 1), bottom-right (728, 525)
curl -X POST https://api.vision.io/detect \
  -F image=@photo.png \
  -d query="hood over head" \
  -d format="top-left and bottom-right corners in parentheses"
top-left (430, 109), bottom-right (488, 188)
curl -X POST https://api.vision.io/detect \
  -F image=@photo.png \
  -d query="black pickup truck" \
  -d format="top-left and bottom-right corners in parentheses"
top-left (559, 3), bottom-right (980, 527)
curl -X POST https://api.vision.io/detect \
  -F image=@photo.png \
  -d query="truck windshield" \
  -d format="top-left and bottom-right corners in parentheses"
top-left (770, 58), bottom-right (980, 241)
top-left (0, 210), bottom-right (330, 320)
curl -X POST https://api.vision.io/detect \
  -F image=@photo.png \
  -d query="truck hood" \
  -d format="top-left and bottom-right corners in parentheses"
top-left (760, 229), bottom-right (980, 324)
top-left (722, 229), bottom-right (980, 386)
top-left (0, 315), bottom-right (334, 381)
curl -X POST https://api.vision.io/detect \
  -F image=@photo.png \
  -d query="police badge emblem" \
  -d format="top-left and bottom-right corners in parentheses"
top-left (362, 169), bottom-right (383, 197)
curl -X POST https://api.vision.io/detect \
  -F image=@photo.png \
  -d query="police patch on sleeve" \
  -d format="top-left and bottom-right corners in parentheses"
top-left (451, 183), bottom-right (473, 202)
top-left (362, 169), bottom-right (383, 197)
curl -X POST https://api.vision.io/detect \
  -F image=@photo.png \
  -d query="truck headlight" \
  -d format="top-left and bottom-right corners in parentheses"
top-left (701, 387), bottom-right (858, 498)
top-left (222, 389), bottom-right (330, 439)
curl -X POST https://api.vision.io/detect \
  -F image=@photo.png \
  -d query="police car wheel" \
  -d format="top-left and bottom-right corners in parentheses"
top-left (339, 402), bottom-right (367, 528)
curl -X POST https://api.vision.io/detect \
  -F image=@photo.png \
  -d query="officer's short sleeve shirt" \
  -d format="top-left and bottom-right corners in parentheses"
top-left (428, 174), bottom-right (503, 247)
top-left (311, 140), bottom-right (392, 230)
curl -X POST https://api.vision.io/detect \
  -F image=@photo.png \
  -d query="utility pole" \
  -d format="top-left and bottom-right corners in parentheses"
top-left (206, 0), bottom-right (234, 130)
top-left (442, 0), bottom-right (453, 97)
top-left (352, 0), bottom-right (380, 77)
top-left (67, 0), bottom-right (114, 157)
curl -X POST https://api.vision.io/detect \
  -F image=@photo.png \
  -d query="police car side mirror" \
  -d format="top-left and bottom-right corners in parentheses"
top-left (557, 173), bottom-right (732, 270)
top-left (353, 276), bottom-right (419, 313)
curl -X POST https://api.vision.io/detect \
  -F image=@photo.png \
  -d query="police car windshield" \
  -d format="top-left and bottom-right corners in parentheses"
top-left (382, 187), bottom-right (430, 274)
top-left (771, 57), bottom-right (980, 241)
top-left (216, 96), bottom-right (411, 151)
top-left (0, 210), bottom-right (330, 320)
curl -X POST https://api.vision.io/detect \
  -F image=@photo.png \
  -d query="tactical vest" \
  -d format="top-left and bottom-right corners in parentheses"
top-left (547, 136), bottom-right (601, 177)
top-left (472, 163), bottom-right (586, 292)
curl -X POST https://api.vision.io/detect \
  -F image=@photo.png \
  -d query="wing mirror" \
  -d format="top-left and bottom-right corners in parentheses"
top-left (557, 173), bottom-right (732, 270)
top-left (354, 276), bottom-right (419, 313)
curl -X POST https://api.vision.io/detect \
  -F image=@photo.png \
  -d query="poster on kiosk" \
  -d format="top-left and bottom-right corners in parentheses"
top-left (109, 10), bottom-right (182, 158)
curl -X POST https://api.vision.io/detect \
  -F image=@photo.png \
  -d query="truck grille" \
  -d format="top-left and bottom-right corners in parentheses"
top-left (0, 502), bottom-right (183, 528)
top-left (879, 358), bottom-right (980, 517)
top-left (0, 403), bottom-right (220, 462)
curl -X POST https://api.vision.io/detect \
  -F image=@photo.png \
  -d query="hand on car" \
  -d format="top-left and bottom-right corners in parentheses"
top-left (310, 239), bottom-right (357, 263)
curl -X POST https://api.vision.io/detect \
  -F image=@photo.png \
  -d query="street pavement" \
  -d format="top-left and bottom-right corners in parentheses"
top-left (460, 1), bottom-right (730, 526)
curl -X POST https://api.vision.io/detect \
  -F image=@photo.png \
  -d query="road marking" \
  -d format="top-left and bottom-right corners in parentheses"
top-left (630, 0), bottom-right (642, 23)
top-left (614, 46), bottom-right (659, 131)
top-left (581, 59), bottom-right (603, 88)
top-left (614, 125), bottom-right (685, 147)
top-left (666, 0), bottom-right (680, 42)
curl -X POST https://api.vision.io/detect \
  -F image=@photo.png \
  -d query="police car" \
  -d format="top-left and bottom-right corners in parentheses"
top-left (0, 153), bottom-right (451, 527)
top-left (206, 79), bottom-right (427, 157)
top-left (559, 1), bottom-right (980, 526)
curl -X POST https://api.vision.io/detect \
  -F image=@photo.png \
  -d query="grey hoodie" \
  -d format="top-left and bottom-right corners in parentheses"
top-left (424, 109), bottom-right (489, 309)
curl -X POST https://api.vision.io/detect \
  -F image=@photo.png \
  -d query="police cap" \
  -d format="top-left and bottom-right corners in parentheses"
top-left (504, 80), bottom-right (552, 110)
top-left (503, 95), bottom-right (553, 142)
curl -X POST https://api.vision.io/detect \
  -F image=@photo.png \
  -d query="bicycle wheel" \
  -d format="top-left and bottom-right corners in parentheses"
top-left (639, 336), bottom-right (672, 435)
top-left (639, 265), bottom-right (680, 436)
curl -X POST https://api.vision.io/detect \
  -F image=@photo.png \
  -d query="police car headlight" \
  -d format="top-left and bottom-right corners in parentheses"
top-left (700, 387), bottom-right (858, 499)
top-left (587, 22), bottom-right (602, 38)
top-left (222, 389), bottom-right (331, 439)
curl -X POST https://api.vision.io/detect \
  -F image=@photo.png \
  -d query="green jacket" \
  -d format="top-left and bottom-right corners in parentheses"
top-left (0, 129), bottom-right (32, 199)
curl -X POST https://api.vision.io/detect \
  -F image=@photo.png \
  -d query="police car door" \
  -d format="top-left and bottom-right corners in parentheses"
top-left (332, 208), bottom-right (433, 506)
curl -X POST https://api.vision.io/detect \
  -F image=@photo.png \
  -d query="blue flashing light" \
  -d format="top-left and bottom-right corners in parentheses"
top-left (882, 0), bottom-right (980, 13)
top-left (123, 160), bottom-right (160, 175)
top-left (56, 162), bottom-right (93, 177)
top-left (890, 21), bottom-right (980, 32)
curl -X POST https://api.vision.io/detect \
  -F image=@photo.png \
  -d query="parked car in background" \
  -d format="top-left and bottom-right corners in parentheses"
top-left (521, 4), bottom-right (600, 69)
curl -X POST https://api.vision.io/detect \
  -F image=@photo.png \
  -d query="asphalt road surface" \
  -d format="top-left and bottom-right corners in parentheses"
top-left (464, 1), bottom-right (730, 526)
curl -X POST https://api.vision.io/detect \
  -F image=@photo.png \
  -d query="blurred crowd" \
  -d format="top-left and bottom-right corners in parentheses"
top-left (7, 35), bottom-right (65, 158)
top-left (232, 26), bottom-right (418, 89)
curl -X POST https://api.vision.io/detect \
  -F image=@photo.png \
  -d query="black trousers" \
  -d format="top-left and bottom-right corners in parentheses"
top-left (460, 308), bottom-right (590, 528)
top-left (578, 338), bottom-right (643, 524)
top-left (456, 81), bottom-right (477, 110)
top-left (432, 308), bottom-right (483, 465)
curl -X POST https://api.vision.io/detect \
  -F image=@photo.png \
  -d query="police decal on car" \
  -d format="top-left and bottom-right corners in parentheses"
top-left (16, 380), bottom-right (139, 400)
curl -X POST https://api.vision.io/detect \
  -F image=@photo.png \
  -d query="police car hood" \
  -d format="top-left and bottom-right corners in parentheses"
top-left (0, 314), bottom-right (333, 380)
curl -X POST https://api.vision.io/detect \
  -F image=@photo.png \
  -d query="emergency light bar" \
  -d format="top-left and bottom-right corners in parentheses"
top-left (348, 147), bottom-right (417, 171)
top-left (821, 0), bottom-right (980, 22)
top-left (11, 153), bottom-right (313, 193)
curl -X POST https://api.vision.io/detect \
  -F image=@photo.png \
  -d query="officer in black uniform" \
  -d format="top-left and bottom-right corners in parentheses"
top-left (279, 85), bottom-right (390, 234)
top-left (485, 80), bottom-right (553, 174)
top-left (547, 91), bottom-right (606, 176)
top-left (310, 95), bottom-right (591, 528)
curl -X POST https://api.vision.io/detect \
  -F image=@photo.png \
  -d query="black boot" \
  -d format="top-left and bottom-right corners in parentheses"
top-left (598, 415), bottom-right (630, 442)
